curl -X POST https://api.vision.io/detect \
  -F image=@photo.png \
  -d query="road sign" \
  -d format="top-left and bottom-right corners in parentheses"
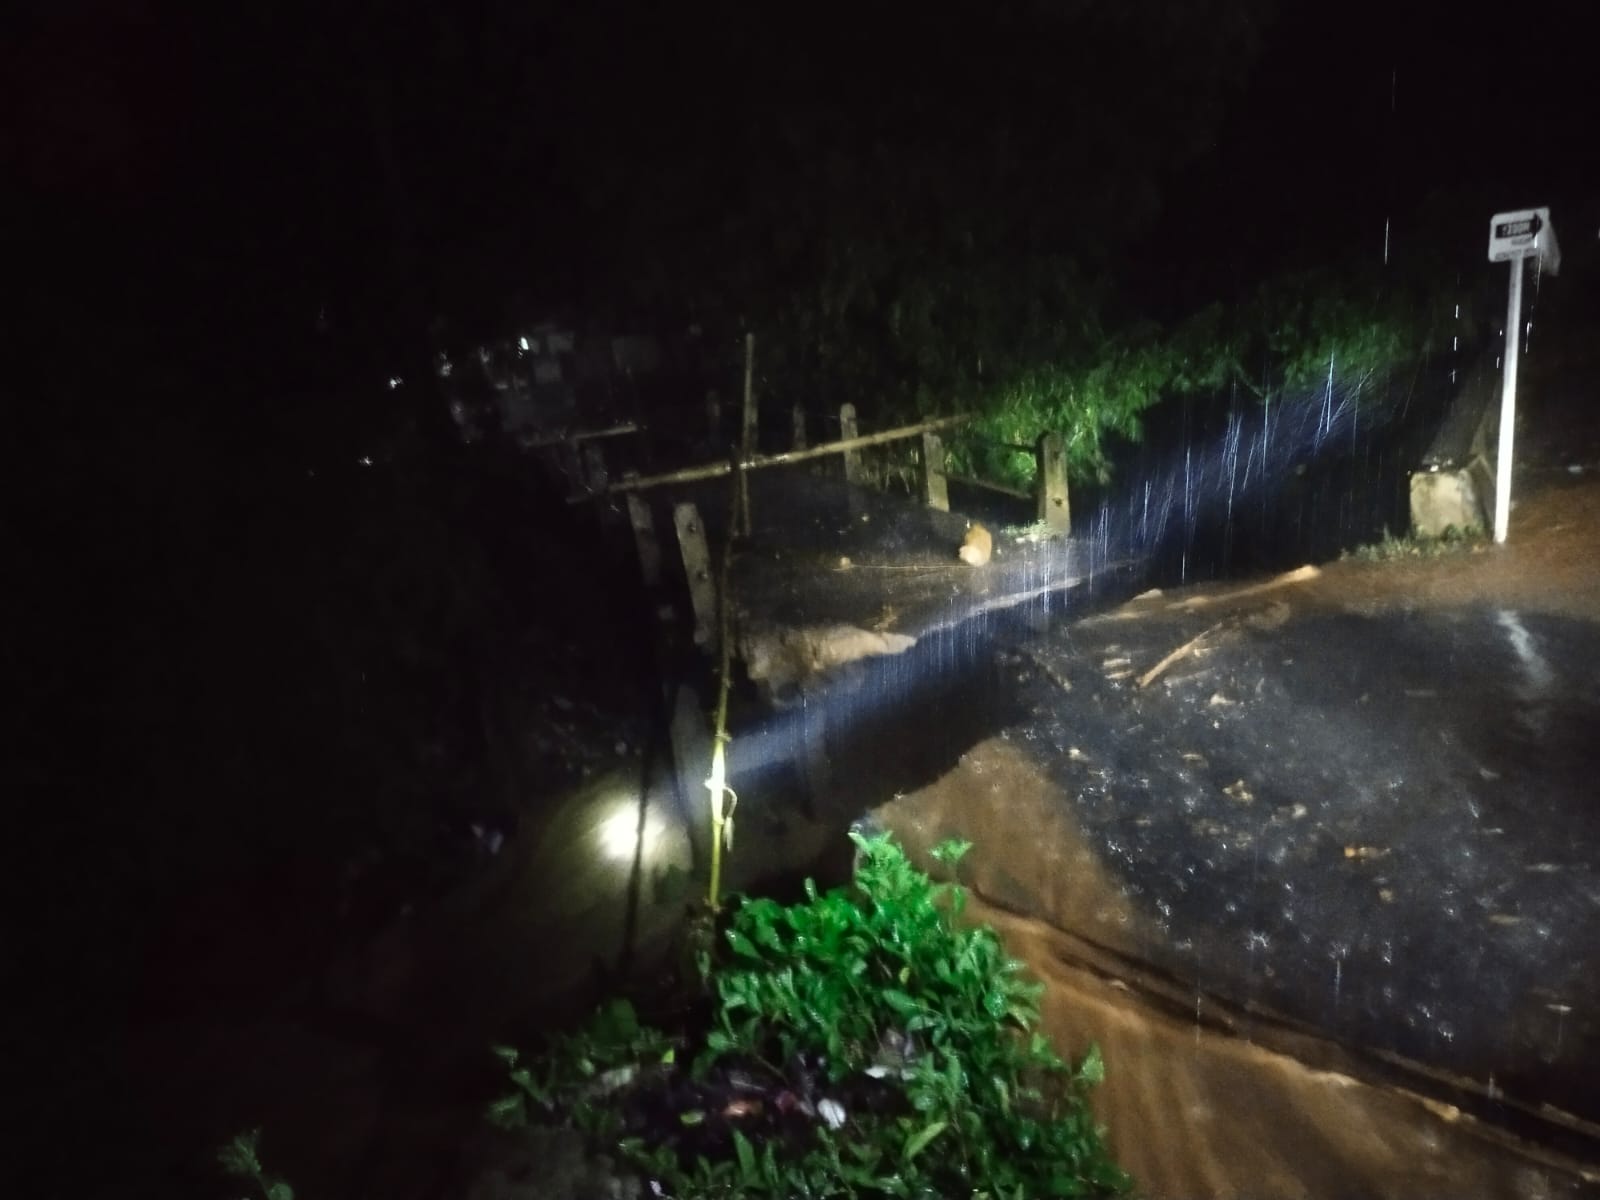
top-left (1488, 206), bottom-right (1560, 273)
top-left (1486, 206), bottom-right (1559, 545)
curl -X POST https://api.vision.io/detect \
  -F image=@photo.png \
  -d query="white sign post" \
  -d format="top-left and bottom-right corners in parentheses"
top-left (1486, 207), bottom-right (1561, 544)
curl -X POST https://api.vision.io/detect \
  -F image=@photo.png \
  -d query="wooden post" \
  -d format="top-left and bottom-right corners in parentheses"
top-left (797, 690), bottom-right (830, 820)
top-left (791, 403), bottom-right (808, 451)
top-left (673, 502), bottom-right (718, 649)
top-left (839, 403), bottom-right (865, 520)
top-left (558, 443), bottom-right (584, 493)
top-left (582, 442), bottom-right (610, 491)
top-left (920, 430), bottom-right (948, 512)
top-left (705, 390), bottom-right (722, 446)
top-left (739, 333), bottom-right (757, 536)
top-left (839, 403), bottom-right (863, 486)
top-left (669, 683), bottom-right (713, 877)
top-left (625, 492), bottom-right (662, 588)
top-left (1036, 431), bottom-right (1070, 532)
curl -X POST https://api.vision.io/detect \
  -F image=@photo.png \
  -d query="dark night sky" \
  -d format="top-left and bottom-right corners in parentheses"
top-left (6, 0), bottom-right (1597, 394)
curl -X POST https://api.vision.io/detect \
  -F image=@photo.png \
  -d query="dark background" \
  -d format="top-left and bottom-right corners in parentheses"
top-left (9, 0), bottom-right (1597, 389)
top-left (5, 1), bottom-right (1598, 1193)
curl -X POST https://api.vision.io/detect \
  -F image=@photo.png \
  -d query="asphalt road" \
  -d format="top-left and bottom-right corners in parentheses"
top-left (991, 594), bottom-right (1600, 1133)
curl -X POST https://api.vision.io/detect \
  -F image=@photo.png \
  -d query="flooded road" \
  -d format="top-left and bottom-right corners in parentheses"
top-left (1002, 598), bottom-right (1600, 1125)
top-left (105, 464), bottom-right (1600, 1199)
top-left (816, 470), bottom-right (1600, 1195)
top-left (878, 735), bottom-right (1600, 1197)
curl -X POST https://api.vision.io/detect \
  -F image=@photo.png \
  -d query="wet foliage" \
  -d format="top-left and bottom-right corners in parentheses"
top-left (950, 260), bottom-right (1467, 492)
top-left (217, 1128), bottom-right (294, 1200)
top-left (1341, 523), bottom-right (1487, 561)
top-left (491, 835), bottom-right (1126, 1198)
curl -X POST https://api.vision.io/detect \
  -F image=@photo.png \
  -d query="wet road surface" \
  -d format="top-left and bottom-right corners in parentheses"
top-left (860, 584), bottom-right (1600, 1147)
top-left (879, 738), bottom-right (1600, 1198)
top-left (1019, 600), bottom-right (1600, 1119)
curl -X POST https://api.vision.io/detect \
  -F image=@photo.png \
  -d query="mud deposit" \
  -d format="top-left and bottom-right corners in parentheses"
top-left (877, 738), bottom-right (1600, 1199)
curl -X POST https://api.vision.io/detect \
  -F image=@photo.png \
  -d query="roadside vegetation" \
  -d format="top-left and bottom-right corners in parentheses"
top-left (221, 836), bottom-right (1127, 1199)
top-left (1342, 523), bottom-right (1487, 562)
top-left (489, 833), bottom-right (1125, 1199)
top-left (949, 264), bottom-right (1461, 491)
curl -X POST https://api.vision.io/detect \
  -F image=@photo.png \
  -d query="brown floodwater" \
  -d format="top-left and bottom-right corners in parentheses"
top-left (875, 736), bottom-right (1600, 1199)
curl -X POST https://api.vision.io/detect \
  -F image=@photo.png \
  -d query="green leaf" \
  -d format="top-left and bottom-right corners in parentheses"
top-left (752, 917), bottom-right (784, 951)
top-left (726, 928), bottom-right (760, 959)
top-left (903, 1120), bottom-right (948, 1163)
top-left (266, 1184), bottom-right (294, 1200)
top-left (733, 1129), bottom-right (758, 1181)
top-left (484, 1095), bottom-right (525, 1129)
top-left (216, 1129), bottom-right (262, 1176)
top-left (882, 988), bottom-right (920, 1016)
top-left (1078, 1042), bottom-right (1106, 1086)
top-left (992, 1075), bottom-right (1011, 1114)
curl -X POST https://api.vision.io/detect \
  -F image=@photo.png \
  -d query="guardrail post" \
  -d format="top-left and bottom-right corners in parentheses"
top-left (839, 403), bottom-right (863, 485)
top-left (1036, 431), bottom-right (1070, 532)
top-left (920, 430), bottom-right (949, 512)
top-left (673, 502), bottom-right (717, 649)
top-left (669, 683), bottom-right (713, 876)
top-left (791, 403), bottom-right (808, 451)
top-left (626, 492), bottom-right (662, 588)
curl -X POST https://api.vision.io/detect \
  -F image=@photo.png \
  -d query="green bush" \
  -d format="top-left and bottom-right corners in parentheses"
top-left (1342, 523), bottom-right (1486, 562)
top-left (217, 1129), bottom-right (294, 1200)
top-left (947, 263), bottom-right (1447, 492)
top-left (494, 834), bottom-right (1128, 1198)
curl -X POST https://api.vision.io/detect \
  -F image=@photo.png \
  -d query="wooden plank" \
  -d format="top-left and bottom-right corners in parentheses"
top-left (963, 434), bottom-right (1037, 454)
top-left (581, 413), bottom-right (975, 498)
top-left (673, 502), bottom-right (718, 649)
top-left (520, 422), bottom-right (639, 449)
top-left (943, 471), bottom-right (1034, 502)
top-left (1137, 621), bottom-right (1226, 689)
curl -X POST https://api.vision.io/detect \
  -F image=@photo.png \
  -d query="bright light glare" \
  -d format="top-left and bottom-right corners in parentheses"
top-left (518, 335), bottom-right (531, 352)
top-left (595, 795), bottom-right (677, 864)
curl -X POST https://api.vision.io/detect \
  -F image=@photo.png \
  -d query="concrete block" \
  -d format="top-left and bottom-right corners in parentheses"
top-left (1410, 462), bottom-right (1489, 537)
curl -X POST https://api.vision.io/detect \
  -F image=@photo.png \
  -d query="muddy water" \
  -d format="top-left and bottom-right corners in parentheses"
top-left (875, 737), bottom-right (1600, 1199)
